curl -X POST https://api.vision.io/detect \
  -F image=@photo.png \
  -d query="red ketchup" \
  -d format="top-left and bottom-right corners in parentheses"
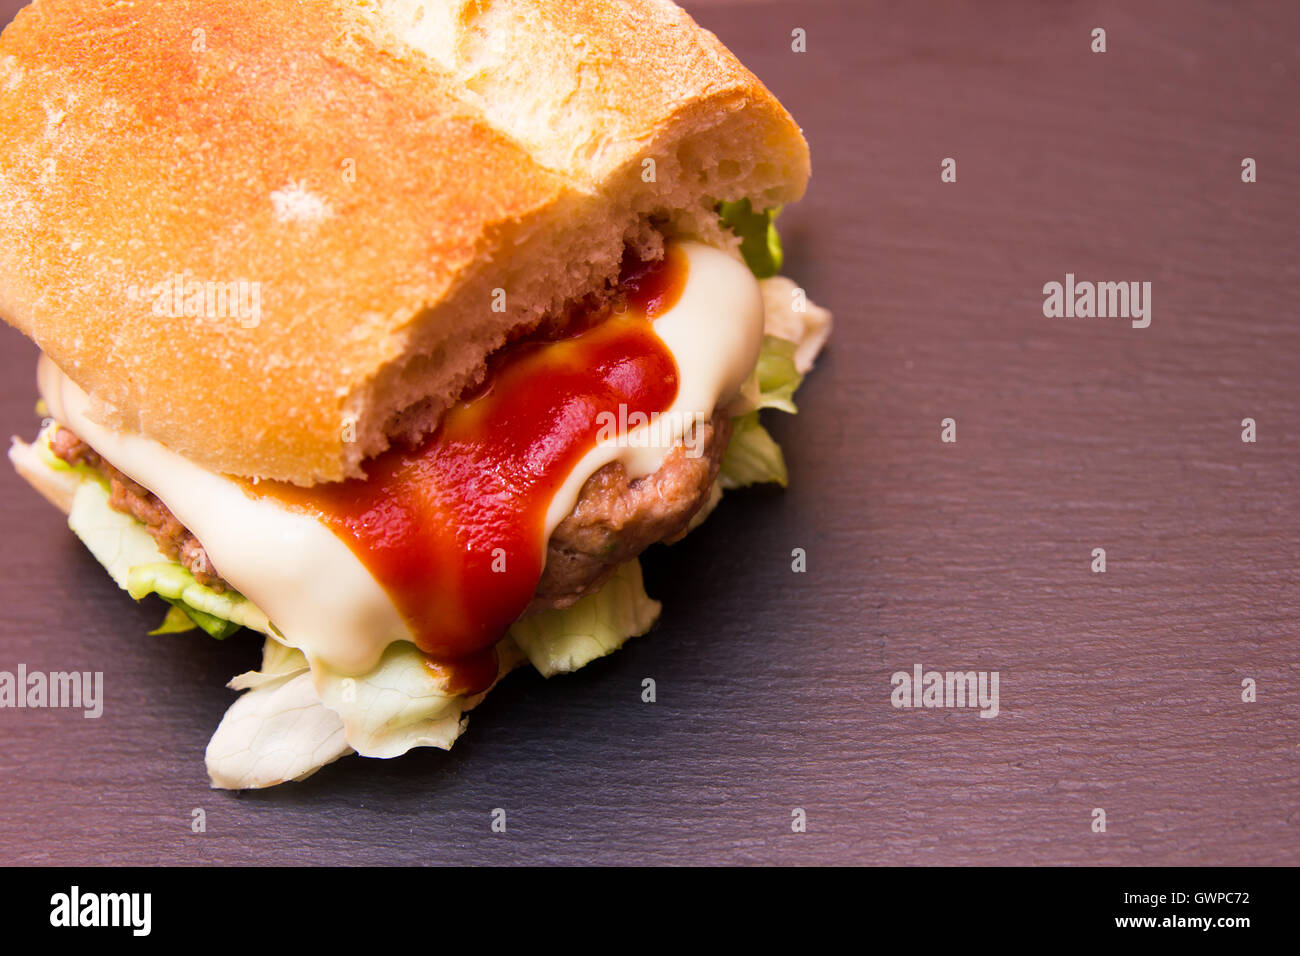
top-left (254, 246), bottom-right (688, 695)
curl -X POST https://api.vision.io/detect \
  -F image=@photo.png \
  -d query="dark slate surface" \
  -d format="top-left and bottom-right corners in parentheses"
top-left (0, 0), bottom-right (1296, 865)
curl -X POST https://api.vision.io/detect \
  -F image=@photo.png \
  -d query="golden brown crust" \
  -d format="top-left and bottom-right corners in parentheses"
top-left (0, 0), bottom-right (809, 484)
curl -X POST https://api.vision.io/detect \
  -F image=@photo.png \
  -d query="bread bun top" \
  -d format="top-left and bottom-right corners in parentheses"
top-left (0, 0), bottom-right (808, 483)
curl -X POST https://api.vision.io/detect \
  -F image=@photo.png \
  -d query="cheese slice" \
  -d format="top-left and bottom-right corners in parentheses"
top-left (35, 241), bottom-right (765, 676)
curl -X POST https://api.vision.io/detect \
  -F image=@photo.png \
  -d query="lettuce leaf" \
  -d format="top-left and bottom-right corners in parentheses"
top-left (509, 560), bottom-right (661, 677)
top-left (149, 605), bottom-right (201, 635)
top-left (715, 331), bottom-right (806, 490)
top-left (719, 411), bottom-right (789, 489)
top-left (309, 641), bottom-right (471, 759)
top-left (161, 600), bottom-right (240, 639)
top-left (755, 334), bottom-right (803, 414)
top-left (719, 198), bottom-right (784, 278)
top-left (706, 211), bottom-right (833, 490)
top-left (205, 664), bottom-right (351, 789)
top-left (228, 638), bottom-right (312, 692)
top-left (758, 276), bottom-right (834, 374)
top-left (125, 563), bottom-right (256, 639)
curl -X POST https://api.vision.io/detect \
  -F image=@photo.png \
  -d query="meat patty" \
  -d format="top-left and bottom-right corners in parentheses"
top-left (529, 411), bottom-right (730, 611)
top-left (49, 411), bottom-right (730, 611)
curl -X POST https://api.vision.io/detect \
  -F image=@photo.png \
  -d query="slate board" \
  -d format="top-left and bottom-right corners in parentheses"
top-left (0, 0), bottom-right (1296, 865)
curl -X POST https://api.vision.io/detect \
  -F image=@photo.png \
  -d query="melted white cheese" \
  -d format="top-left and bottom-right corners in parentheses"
top-left (36, 240), bottom-right (764, 676)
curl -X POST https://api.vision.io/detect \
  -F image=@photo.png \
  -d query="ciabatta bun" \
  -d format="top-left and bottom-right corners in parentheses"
top-left (0, 0), bottom-right (808, 484)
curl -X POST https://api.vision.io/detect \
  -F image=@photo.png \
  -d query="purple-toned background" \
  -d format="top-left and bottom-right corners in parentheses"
top-left (0, 0), bottom-right (1296, 865)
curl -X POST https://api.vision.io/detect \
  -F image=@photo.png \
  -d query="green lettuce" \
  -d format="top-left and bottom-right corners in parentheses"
top-left (716, 331), bottom-right (806, 490)
top-left (126, 564), bottom-right (252, 639)
top-left (509, 560), bottom-right (661, 677)
top-left (715, 201), bottom-right (820, 491)
top-left (720, 411), bottom-right (789, 489)
top-left (719, 198), bottom-right (784, 278)
top-left (754, 334), bottom-right (803, 414)
top-left (150, 605), bottom-right (204, 635)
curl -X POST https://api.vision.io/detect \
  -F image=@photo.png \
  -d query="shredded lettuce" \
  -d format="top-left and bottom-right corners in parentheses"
top-left (509, 560), bottom-right (662, 677)
top-left (719, 198), bottom-right (784, 278)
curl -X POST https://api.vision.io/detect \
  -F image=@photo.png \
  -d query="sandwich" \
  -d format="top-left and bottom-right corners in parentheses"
top-left (0, 0), bottom-right (832, 788)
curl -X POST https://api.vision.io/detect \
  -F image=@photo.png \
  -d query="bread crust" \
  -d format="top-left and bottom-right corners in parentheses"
top-left (0, 0), bottom-right (808, 483)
